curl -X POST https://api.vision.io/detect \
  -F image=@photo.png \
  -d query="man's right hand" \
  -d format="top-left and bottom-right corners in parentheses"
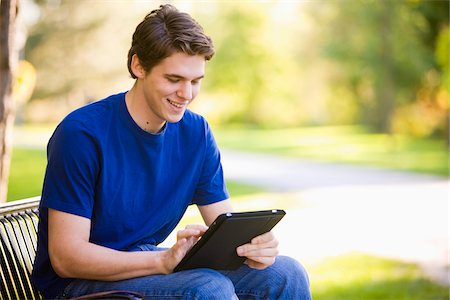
top-left (161, 224), bottom-right (208, 274)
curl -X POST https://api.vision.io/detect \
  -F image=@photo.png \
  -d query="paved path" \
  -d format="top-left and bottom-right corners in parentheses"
top-left (220, 150), bottom-right (449, 285)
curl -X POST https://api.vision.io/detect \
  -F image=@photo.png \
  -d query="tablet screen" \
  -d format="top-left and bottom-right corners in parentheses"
top-left (174, 209), bottom-right (285, 272)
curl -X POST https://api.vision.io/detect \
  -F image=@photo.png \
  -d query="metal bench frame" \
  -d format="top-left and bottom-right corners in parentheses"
top-left (0, 197), bottom-right (41, 299)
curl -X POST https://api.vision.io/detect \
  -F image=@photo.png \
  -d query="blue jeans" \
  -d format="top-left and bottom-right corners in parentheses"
top-left (59, 245), bottom-right (311, 299)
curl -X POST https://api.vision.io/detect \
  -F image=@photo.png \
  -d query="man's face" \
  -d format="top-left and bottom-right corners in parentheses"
top-left (140, 52), bottom-right (205, 128)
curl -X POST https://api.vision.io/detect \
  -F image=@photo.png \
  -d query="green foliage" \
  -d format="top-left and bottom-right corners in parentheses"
top-left (21, 1), bottom-right (450, 137)
top-left (435, 26), bottom-right (449, 90)
top-left (196, 3), bottom-right (300, 126)
top-left (25, 1), bottom-right (106, 100)
top-left (23, 1), bottom-right (143, 122)
top-left (316, 0), bottom-right (446, 132)
top-left (309, 253), bottom-right (449, 299)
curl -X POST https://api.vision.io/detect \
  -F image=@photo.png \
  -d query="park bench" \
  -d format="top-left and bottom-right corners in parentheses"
top-left (0, 197), bottom-right (144, 300)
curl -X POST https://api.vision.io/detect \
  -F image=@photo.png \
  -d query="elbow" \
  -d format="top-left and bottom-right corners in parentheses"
top-left (49, 250), bottom-right (75, 278)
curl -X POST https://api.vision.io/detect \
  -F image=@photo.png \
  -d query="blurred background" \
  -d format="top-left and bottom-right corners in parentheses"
top-left (4, 0), bottom-right (450, 298)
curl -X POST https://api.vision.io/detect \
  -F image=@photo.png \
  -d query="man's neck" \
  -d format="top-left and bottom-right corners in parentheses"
top-left (125, 85), bottom-right (165, 134)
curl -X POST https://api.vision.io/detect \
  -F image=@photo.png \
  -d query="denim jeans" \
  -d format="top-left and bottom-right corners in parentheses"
top-left (60, 244), bottom-right (312, 299)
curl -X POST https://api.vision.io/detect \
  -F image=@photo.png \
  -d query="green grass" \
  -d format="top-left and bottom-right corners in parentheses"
top-left (308, 253), bottom-right (449, 299)
top-left (7, 148), bottom-right (47, 201)
top-left (213, 125), bottom-right (449, 177)
top-left (6, 147), bottom-right (266, 201)
top-left (225, 180), bottom-right (267, 196)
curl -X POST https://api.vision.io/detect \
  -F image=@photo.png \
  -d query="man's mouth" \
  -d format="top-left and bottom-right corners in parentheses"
top-left (167, 99), bottom-right (186, 109)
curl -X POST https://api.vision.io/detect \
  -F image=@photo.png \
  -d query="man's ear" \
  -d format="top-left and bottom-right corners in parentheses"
top-left (130, 54), bottom-right (146, 79)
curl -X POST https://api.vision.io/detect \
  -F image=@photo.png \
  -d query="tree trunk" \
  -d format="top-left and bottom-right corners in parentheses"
top-left (0, 0), bottom-right (18, 203)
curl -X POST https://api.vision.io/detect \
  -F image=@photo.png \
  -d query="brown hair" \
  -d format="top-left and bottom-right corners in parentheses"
top-left (127, 4), bottom-right (214, 78)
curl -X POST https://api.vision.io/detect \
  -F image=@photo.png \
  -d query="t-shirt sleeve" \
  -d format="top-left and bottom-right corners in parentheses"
top-left (192, 121), bottom-right (229, 206)
top-left (40, 119), bottom-right (99, 219)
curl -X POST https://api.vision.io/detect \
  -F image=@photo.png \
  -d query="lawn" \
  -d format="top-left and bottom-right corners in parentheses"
top-left (213, 125), bottom-right (449, 177)
top-left (7, 147), bottom-right (266, 201)
top-left (7, 148), bottom-right (47, 201)
top-left (308, 253), bottom-right (449, 299)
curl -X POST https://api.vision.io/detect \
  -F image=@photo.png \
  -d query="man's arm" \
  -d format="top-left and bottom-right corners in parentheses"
top-left (197, 198), bottom-right (234, 226)
top-left (197, 199), bottom-right (279, 270)
top-left (48, 209), bottom-right (206, 280)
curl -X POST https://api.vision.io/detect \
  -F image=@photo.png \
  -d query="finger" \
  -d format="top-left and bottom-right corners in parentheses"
top-left (251, 231), bottom-right (276, 244)
top-left (185, 224), bottom-right (209, 233)
top-left (237, 239), bottom-right (279, 256)
top-left (171, 235), bottom-right (199, 258)
top-left (237, 245), bottom-right (279, 258)
top-left (244, 259), bottom-right (275, 270)
top-left (244, 259), bottom-right (267, 270)
top-left (176, 228), bottom-right (203, 240)
top-left (245, 257), bottom-right (276, 270)
top-left (163, 237), bottom-right (196, 274)
top-left (169, 238), bottom-right (189, 260)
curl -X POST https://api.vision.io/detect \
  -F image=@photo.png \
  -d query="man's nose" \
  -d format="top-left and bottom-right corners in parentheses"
top-left (177, 82), bottom-right (192, 101)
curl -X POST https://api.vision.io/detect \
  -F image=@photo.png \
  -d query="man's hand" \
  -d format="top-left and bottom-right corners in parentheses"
top-left (236, 231), bottom-right (279, 270)
top-left (161, 224), bottom-right (208, 274)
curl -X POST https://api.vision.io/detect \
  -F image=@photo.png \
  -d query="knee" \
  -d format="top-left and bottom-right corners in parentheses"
top-left (187, 269), bottom-right (235, 299)
top-left (274, 255), bottom-right (310, 286)
top-left (268, 256), bottom-right (311, 299)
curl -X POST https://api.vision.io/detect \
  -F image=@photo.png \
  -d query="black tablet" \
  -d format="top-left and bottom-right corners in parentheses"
top-left (174, 209), bottom-right (286, 272)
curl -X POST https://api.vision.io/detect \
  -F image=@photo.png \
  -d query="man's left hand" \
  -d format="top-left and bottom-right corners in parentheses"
top-left (236, 231), bottom-right (279, 270)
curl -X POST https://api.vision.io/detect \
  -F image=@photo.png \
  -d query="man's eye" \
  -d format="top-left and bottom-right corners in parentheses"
top-left (168, 78), bottom-right (179, 83)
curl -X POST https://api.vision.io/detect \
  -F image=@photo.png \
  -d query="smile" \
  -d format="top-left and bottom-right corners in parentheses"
top-left (167, 99), bottom-right (186, 109)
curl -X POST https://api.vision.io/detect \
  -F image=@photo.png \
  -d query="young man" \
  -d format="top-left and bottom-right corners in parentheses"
top-left (32, 4), bottom-right (311, 299)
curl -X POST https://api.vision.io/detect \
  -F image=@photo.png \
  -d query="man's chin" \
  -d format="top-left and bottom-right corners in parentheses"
top-left (166, 112), bottom-right (185, 124)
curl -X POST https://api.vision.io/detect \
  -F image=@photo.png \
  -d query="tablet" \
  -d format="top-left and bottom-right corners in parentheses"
top-left (174, 209), bottom-right (286, 272)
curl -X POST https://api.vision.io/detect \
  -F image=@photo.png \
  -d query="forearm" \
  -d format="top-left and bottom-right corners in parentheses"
top-left (48, 209), bottom-right (171, 281)
top-left (50, 240), bottom-right (169, 281)
top-left (48, 209), bottom-right (206, 280)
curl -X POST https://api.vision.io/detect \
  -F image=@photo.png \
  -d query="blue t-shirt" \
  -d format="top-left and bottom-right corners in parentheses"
top-left (31, 92), bottom-right (229, 298)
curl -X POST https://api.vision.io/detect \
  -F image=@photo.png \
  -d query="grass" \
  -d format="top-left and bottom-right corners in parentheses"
top-left (225, 181), bottom-right (267, 197)
top-left (213, 125), bottom-right (449, 177)
top-left (6, 147), bottom-right (266, 201)
top-left (7, 148), bottom-right (47, 201)
top-left (308, 253), bottom-right (449, 299)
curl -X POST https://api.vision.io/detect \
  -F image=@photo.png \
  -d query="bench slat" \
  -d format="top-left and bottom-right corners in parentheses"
top-left (0, 220), bottom-right (36, 300)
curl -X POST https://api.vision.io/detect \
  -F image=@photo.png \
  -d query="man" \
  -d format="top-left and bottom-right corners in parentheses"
top-left (32, 4), bottom-right (311, 299)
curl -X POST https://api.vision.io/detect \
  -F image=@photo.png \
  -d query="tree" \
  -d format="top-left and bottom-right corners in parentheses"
top-left (24, 0), bottom-right (133, 122)
top-left (0, 0), bottom-right (18, 203)
top-left (199, 4), bottom-right (269, 125)
top-left (316, 0), bottom-right (448, 134)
